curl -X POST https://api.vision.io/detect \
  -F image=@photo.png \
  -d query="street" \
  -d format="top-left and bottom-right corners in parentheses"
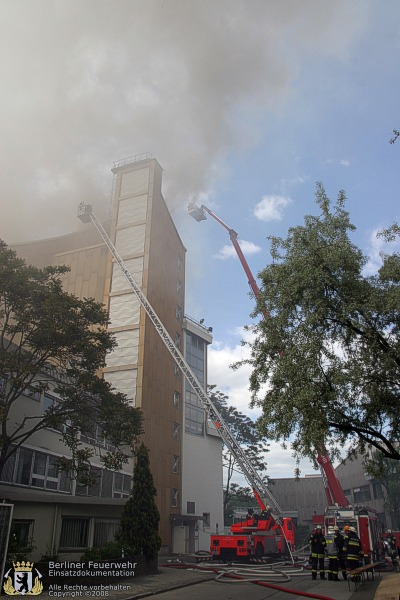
top-left (145, 570), bottom-right (380, 600)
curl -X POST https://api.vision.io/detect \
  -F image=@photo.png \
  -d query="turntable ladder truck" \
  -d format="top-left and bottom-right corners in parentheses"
top-left (188, 202), bottom-right (385, 560)
top-left (77, 202), bottom-right (294, 561)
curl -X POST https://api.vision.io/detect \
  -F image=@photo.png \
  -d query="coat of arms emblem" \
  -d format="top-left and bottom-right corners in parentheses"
top-left (3, 561), bottom-right (43, 595)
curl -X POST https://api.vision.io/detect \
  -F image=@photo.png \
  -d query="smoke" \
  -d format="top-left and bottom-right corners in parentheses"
top-left (0, 0), bottom-right (367, 242)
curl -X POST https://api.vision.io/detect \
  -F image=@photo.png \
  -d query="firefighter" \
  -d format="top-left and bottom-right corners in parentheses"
top-left (386, 530), bottom-right (397, 553)
top-left (325, 526), bottom-right (337, 580)
top-left (385, 530), bottom-right (398, 567)
top-left (260, 505), bottom-right (271, 519)
top-left (343, 526), bottom-right (363, 578)
top-left (326, 525), bottom-right (343, 581)
top-left (335, 526), bottom-right (347, 580)
top-left (246, 508), bottom-right (254, 520)
top-left (309, 525), bottom-right (327, 580)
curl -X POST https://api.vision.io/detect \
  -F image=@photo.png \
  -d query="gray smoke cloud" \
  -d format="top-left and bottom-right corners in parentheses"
top-left (0, 0), bottom-right (366, 242)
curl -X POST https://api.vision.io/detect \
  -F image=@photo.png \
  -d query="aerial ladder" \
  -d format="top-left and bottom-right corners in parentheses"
top-left (77, 202), bottom-right (294, 560)
top-left (188, 202), bottom-right (350, 509)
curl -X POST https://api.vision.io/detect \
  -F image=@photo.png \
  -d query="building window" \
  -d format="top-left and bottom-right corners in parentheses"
top-left (203, 513), bottom-right (210, 528)
top-left (3, 447), bottom-right (72, 493)
top-left (15, 448), bottom-right (34, 485)
top-left (10, 520), bottom-right (34, 549)
top-left (187, 501), bottom-right (195, 514)
top-left (175, 332), bottom-right (181, 349)
top-left (80, 421), bottom-right (115, 451)
top-left (174, 364), bottom-right (181, 378)
top-left (31, 452), bottom-right (59, 491)
top-left (1, 449), bottom-right (16, 482)
top-left (43, 393), bottom-right (63, 432)
top-left (59, 518), bottom-right (90, 549)
top-left (175, 305), bottom-right (182, 322)
top-left (353, 485), bottom-right (371, 503)
top-left (113, 472), bottom-right (131, 498)
top-left (176, 280), bottom-right (183, 296)
top-left (372, 481), bottom-right (383, 500)
top-left (93, 519), bottom-right (119, 547)
top-left (177, 255), bottom-right (183, 271)
top-left (171, 489), bottom-right (179, 508)
top-left (0, 376), bottom-right (7, 395)
top-left (185, 405), bottom-right (204, 436)
top-left (173, 391), bottom-right (181, 409)
top-left (80, 422), bottom-right (105, 445)
top-left (184, 330), bottom-right (206, 436)
top-left (172, 422), bottom-right (180, 441)
top-left (75, 467), bottom-right (102, 497)
top-left (172, 455), bottom-right (179, 474)
top-left (185, 332), bottom-right (205, 383)
top-left (23, 386), bottom-right (42, 401)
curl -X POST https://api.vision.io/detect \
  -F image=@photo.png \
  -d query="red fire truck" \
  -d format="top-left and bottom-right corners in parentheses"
top-left (210, 512), bottom-right (294, 561)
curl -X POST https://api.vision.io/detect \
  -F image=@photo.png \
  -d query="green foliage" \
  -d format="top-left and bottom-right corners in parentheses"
top-left (223, 482), bottom-right (255, 525)
top-left (389, 129), bottom-right (399, 144)
top-left (294, 524), bottom-right (310, 550)
top-left (81, 541), bottom-right (134, 561)
top-left (116, 443), bottom-right (161, 560)
top-left (6, 534), bottom-right (36, 563)
top-left (365, 452), bottom-right (400, 529)
top-left (0, 240), bottom-right (143, 481)
top-left (238, 184), bottom-right (400, 464)
top-left (209, 385), bottom-right (269, 511)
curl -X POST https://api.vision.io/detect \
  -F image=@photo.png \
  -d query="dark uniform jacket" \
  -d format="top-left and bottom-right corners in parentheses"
top-left (309, 531), bottom-right (327, 555)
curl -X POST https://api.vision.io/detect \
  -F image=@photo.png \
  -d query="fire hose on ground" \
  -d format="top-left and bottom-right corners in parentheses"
top-left (163, 559), bottom-right (337, 600)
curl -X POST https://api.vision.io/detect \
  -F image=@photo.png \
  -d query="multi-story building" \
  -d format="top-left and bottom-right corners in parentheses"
top-left (1, 155), bottom-right (223, 558)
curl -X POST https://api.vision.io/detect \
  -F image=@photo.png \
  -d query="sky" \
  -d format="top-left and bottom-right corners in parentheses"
top-left (1, 0), bottom-right (399, 480)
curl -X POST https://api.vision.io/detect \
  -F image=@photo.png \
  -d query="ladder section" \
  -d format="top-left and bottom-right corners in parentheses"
top-left (77, 202), bottom-right (283, 518)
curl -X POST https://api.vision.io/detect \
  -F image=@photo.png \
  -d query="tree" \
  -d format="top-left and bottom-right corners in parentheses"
top-left (209, 385), bottom-right (270, 512)
top-left (116, 443), bottom-right (161, 559)
top-left (365, 452), bottom-right (400, 529)
top-left (222, 482), bottom-right (254, 525)
top-left (0, 240), bottom-right (143, 482)
top-left (389, 129), bottom-right (399, 144)
top-left (238, 184), bottom-right (400, 464)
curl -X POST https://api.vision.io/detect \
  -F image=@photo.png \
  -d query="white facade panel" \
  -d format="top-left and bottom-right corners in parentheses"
top-left (109, 294), bottom-right (141, 327)
top-left (103, 369), bottom-right (137, 403)
top-left (115, 224), bottom-right (145, 256)
top-left (120, 167), bottom-right (150, 197)
top-left (111, 257), bottom-right (143, 291)
top-left (106, 329), bottom-right (139, 367)
top-left (117, 195), bottom-right (148, 227)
